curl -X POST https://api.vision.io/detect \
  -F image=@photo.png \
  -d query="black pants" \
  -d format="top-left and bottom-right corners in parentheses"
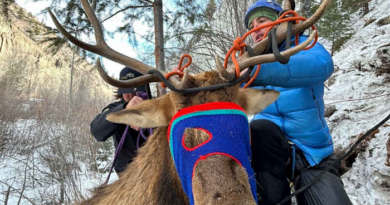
top-left (250, 119), bottom-right (352, 205)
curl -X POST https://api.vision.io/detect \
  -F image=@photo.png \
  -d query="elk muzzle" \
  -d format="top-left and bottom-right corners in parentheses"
top-left (167, 102), bottom-right (257, 205)
top-left (192, 155), bottom-right (257, 205)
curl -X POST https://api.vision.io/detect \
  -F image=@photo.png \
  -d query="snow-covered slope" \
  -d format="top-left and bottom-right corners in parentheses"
top-left (324, 0), bottom-right (390, 204)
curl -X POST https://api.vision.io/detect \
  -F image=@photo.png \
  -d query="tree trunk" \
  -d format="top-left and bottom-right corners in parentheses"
top-left (386, 137), bottom-right (390, 166)
top-left (331, 37), bottom-right (335, 56)
top-left (362, 2), bottom-right (369, 16)
top-left (67, 45), bottom-right (76, 162)
top-left (303, 0), bottom-right (313, 17)
top-left (153, 0), bottom-right (166, 96)
top-left (232, 0), bottom-right (246, 37)
top-left (4, 186), bottom-right (11, 205)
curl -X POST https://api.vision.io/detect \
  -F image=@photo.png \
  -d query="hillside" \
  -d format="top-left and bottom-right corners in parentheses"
top-left (0, 3), bottom-right (113, 99)
top-left (324, 0), bottom-right (390, 204)
top-left (0, 3), bottom-right (116, 205)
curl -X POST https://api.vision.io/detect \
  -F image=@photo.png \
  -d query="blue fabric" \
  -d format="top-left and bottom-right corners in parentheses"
top-left (168, 105), bottom-right (257, 205)
top-left (250, 35), bottom-right (334, 166)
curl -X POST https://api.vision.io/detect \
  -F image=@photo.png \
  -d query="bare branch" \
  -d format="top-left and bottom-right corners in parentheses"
top-left (102, 5), bottom-right (153, 23)
top-left (0, 181), bottom-right (37, 205)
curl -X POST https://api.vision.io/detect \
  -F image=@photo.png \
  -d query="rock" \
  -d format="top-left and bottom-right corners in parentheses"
top-left (325, 104), bottom-right (337, 117)
top-left (364, 18), bottom-right (376, 27)
top-left (377, 15), bottom-right (390, 26)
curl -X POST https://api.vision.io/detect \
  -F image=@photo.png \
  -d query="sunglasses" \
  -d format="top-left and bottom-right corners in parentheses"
top-left (120, 76), bottom-right (132, 80)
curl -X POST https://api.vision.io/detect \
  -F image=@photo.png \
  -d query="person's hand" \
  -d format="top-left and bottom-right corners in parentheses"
top-left (130, 125), bottom-right (140, 131)
top-left (126, 96), bottom-right (143, 109)
top-left (125, 96), bottom-right (143, 131)
top-left (240, 68), bottom-right (251, 83)
top-left (240, 68), bottom-right (248, 77)
top-left (172, 67), bottom-right (180, 72)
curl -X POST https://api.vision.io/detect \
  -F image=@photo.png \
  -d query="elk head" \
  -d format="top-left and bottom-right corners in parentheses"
top-left (49, 0), bottom-right (332, 204)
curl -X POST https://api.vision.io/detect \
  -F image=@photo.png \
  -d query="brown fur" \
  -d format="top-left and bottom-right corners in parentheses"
top-left (193, 155), bottom-right (256, 205)
top-left (79, 71), bottom-right (279, 205)
top-left (183, 128), bottom-right (211, 149)
top-left (78, 128), bottom-right (188, 205)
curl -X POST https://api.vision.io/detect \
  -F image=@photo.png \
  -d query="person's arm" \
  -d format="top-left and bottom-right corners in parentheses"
top-left (250, 38), bottom-right (334, 88)
top-left (90, 101), bottom-right (127, 142)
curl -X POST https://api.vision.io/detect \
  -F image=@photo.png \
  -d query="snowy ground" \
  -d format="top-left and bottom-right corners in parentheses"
top-left (323, 0), bottom-right (390, 204)
top-left (0, 119), bottom-right (118, 204)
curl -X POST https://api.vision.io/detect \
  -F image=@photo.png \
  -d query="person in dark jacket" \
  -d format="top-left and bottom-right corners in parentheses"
top-left (244, 0), bottom-right (352, 204)
top-left (90, 67), bottom-right (151, 174)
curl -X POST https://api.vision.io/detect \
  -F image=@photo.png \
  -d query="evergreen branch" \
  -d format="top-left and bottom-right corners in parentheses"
top-left (101, 5), bottom-right (153, 23)
top-left (59, 4), bottom-right (152, 34)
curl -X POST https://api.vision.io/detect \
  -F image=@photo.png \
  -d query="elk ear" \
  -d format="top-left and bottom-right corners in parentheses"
top-left (234, 88), bottom-right (280, 115)
top-left (107, 94), bottom-right (175, 128)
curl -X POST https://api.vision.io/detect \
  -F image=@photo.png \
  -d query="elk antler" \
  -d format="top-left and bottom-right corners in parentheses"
top-left (216, 30), bottom-right (317, 79)
top-left (48, 0), bottom-right (184, 89)
top-left (219, 0), bottom-right (332, 78)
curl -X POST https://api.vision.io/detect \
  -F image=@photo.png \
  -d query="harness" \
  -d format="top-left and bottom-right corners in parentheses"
top-left (167, 102), bottom-right (257, 204)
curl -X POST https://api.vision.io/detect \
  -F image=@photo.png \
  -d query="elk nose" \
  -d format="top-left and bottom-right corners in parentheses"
top-left (207, 190), bottom-right (257, 205)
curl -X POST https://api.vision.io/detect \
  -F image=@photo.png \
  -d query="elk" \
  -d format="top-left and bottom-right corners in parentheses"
top-left (48, 0), bottom-right (332, 204)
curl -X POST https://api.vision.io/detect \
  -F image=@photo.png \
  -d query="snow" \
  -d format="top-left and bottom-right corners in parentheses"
top-left (0, 119), bottom-right (118, 204)
top-left (1, 0), bottom-right (390, 204)
top-left (322, 0), bottom-right (390, 204)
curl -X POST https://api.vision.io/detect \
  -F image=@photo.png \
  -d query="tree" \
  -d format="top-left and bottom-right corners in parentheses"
top-left (313, 0), bottom-right (353, 55)
top-left (38, 0), bottom-right (212, 95)
top-left (341, 0), bottom-right (372, 16)
top-left (1, 0), bottom-right (15, 21)
top-left (17, 7), bottom-right (24, 19)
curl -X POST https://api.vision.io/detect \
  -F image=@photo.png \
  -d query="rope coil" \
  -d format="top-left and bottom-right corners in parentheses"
top-left (161, 11), bottom-right (318, 91)
top-left (161, 54), bottom-right (192, 88)
top-left (225, 10), bottom-right (318, 88)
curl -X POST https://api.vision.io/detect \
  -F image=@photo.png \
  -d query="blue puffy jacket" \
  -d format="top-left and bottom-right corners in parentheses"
top-left (250, 35), bottom-right (334, 166)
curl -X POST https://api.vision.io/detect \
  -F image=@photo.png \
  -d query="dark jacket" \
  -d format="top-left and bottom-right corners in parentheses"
top-left (90, 99), bottom-right (147, 173)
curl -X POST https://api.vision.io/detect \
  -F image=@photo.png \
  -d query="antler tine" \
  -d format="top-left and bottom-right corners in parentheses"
top-left (48, 9), bottom-right (96, 53)
top-left (238, 30), bottom-right (317, 70)
top-left (226, 0), bottom-right (332, 73)
top-left (48, 0), bottom-right (167, 88)
top-left (96, 58), bottom-right (160, 88)
top-left (80, 0), bottom-right (106, 48)
top-left (176, 68), bottom-right (190, 90)
top-left (215, 55), bottom-right (235, 81)
top-left (290, 0), bottom-right (332, 34)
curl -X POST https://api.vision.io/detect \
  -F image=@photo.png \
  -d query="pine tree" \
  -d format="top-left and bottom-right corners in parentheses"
top-left (17, 7), bottom-right (23, 19)
top-left (1, 0), bottom-right (15, 21)
top-left (36, 0), bottom-right (214, 95)
top-left (313, 0), bottom-right (354, 55)
top-left (342, 0), bottom-right (371, 16)
top-left (34, 24), bottom-right (40, 35)
top-left (205, 0), bottom-right (216, 23)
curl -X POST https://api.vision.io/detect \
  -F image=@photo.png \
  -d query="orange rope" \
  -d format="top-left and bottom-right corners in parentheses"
top-left (225, 10), bottom-right (318, 89)
top-left (161, 54), bottom-right (192, 88)
top-left (243, 65), bottom-right (261, 88)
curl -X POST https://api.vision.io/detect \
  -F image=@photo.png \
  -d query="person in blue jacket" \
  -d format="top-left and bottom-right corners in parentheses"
top-left (245, 0), bottom-right (352, 204)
